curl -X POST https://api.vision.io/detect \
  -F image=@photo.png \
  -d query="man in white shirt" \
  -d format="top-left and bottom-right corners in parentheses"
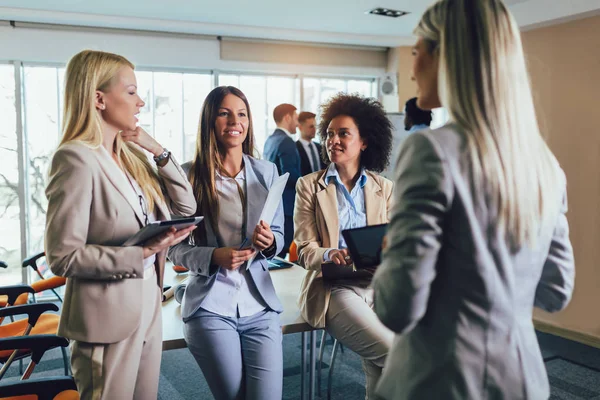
top-left (296, 111), bottom-right (326, 176)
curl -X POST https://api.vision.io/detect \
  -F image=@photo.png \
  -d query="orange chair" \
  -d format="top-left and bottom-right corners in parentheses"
top-left (0, 287), bottom-right (68, 380)
top-left (172, 265), bottom-right (189, 274)
top-left (0, 335), bottom-right (78, 400)
top-left (0, 376), bottom-right (78, 400)
top-left (288, 241), bottom-right (299, 263)
top-left (22, 253), bottom-right (66, 304)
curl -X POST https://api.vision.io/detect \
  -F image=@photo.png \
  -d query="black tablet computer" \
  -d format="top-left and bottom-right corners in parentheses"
top-left (123, 216), bottom-right (204, 246)
top-left (341, 223), bottom-right (388, 269)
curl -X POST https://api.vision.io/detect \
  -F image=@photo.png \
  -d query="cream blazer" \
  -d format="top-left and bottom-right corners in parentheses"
top-left (293, 169), bottom-right (393, 328)
top-left (45, 142), bottom-right (196, 344)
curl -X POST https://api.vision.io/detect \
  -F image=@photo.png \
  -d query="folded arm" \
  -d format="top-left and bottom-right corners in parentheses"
top-left (157, 155), bottom-right (197, 217)
top-left (45, 146), bottom-right (144, 280)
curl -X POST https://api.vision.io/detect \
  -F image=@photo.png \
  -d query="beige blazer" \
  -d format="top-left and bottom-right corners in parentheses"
top-left (293, 169), bottom-right (393, 328)
top-left (45, 142), bottom-right (196, 344)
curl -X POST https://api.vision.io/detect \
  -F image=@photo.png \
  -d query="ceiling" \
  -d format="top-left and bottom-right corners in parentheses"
top-left (0, 0), bottom-right (598, 46)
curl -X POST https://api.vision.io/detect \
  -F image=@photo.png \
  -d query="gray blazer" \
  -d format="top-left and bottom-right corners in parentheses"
top-left (373, 125), bottom-right (575, 400)
top-left (168, 155), bottom-right (285, 320)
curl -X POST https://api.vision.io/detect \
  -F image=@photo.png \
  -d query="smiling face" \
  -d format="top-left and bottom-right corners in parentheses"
top-left (214, 94), bottom-right (249, 150)
top-left (97, 66), bottom-right (145, 132)
top-left (326, 115), bottom-right (366, 168)
top-left (411, 37), bottom-right (441, 110)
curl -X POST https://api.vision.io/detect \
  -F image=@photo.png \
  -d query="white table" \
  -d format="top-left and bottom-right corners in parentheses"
top-left (161, 261), bottom-right (319, 400)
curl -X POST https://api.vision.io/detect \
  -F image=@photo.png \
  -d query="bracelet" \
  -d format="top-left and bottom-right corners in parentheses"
top-left (153, 148), bottom-right (171, 167)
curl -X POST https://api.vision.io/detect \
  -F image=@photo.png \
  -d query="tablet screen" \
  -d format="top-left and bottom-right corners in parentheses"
top-left (123, 216), bottom-right (204, 246)
top-left (341, 223), bottom-right (388, 269)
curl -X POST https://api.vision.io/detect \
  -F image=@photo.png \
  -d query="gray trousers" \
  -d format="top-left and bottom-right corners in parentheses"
top-left (184, 308), bottom-right (283, 400)
top-left (70, 268), bottom-right (162, 400)
top-left (326, 284), bottom-right (394, 400)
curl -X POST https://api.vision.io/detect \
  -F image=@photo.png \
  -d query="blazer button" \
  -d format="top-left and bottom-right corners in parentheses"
top-left (132, 273), bottom-right (137, 278)
top-left (112, 275), bottom-right (117, 279)
top-left (116, 274), bottom-right (123, 279)
top-left (124, 273), bottom-right (131, 278)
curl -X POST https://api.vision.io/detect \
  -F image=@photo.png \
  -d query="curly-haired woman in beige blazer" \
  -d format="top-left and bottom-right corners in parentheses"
top-left (294, 94), bottom-right (394, 399)
top-left (45, 50), bottom-right (196, 399)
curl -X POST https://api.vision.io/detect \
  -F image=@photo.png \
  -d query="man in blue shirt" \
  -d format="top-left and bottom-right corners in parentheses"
top-left (263, 103), bottom-right (301, 257)
top-left (404, 97), bottom-right (432, 133)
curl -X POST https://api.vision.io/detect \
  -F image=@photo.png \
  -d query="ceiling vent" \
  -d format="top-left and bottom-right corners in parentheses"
top-left (367, 8), bottom-right (409, 18)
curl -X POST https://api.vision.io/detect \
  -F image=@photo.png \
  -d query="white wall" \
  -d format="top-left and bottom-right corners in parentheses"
top-left (0, 24), bottom-right (386, 77)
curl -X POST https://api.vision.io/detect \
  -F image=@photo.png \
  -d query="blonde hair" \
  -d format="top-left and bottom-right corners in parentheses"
top-left (415, 0), bottom-right (561, 248)
top-left (60, 50), bottom-right (164, 212)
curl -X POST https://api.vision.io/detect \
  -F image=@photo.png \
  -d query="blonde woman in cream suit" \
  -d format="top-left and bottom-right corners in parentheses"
top-left (45, 50), bottom-right (196, 399)
top-left (372, 1), bottom-right (575, 399)
top-left (294, 94), bottom-right (394, 399)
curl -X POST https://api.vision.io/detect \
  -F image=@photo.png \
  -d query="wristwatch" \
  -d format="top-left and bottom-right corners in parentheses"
top-left (153, 148), bottom-right (171, 165)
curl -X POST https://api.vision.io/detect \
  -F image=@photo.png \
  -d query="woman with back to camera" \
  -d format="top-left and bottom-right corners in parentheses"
top-left (168, 86), bottom-right (285, 400)
top-left (372, 0), bottom-right (575, 399)
top-left (45, 49), bottom-right (196, 399)
top-left (294, 93), bottom-right (394, 399)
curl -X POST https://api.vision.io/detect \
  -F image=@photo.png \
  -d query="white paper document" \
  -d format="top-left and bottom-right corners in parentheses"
top-left (245, 172), bottom-right (289, 269)
top-left (259, 172), bottom-right (289, 225)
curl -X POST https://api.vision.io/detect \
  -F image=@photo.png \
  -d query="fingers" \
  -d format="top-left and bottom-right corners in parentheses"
top-left (330, 251), bottom-right (346, 265)
top-left (330, 249), bottom-right (352, 266)
top-left (253, 232), bottom-right (273, 249)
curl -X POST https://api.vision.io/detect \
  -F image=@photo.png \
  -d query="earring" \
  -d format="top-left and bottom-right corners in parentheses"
top-left (100, 105), bottom-right (105, 110)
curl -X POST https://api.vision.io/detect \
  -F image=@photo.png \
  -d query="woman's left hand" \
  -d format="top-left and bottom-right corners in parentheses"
top-left (252, 220), bottom-right (274, 251)
top-left (120, 127), bottom-right (163, 156)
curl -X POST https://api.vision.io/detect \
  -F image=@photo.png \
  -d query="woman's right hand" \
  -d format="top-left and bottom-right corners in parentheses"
top-left (329, 249), bottom-right (353, 266)
top-left (211, 247), bottom-right (256, 270)
top-left (142, 226), bottom-right (196, 259)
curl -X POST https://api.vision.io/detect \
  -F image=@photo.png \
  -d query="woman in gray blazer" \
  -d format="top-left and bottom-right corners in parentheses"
top-left (45, 50), bottom-right (196, 399)
top-left (372, 1), bottom-right (575, 399)
top-left (168, 86), bottom-right (285, 400)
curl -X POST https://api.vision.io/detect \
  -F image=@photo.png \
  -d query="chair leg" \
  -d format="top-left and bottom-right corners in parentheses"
top-left (61, 346), bottom-right (69, 375)
top-left (51, 289), bottom-right (63, 303)
top-left (318, 329), bottom-right (327, 396)
top-left (19, 358), bottom-right (23, 375)
top-left (327, 339), bottom-right (339, 400)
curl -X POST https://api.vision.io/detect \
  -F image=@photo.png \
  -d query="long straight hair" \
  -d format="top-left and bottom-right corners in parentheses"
top-left (60, 50), bottom-right (164, 212)
top-left (415, 0), bottom-right (562, 248)
top-left (189, 86), bottom-right (255, 243)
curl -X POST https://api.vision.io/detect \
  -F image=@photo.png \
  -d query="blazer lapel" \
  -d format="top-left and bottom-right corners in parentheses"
top-left (243, 155), bottom-right (269, 240)
top-left (364, 173), bottom-right (384, 225)
top-left (315, 172), bottom-right (339, 248)
top-left (94, 146), bottom-right (145, 227)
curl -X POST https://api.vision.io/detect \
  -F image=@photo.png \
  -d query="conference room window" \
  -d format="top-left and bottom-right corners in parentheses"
top-left (217, 74), bottom-right (301, 156)
top-left (22, 66), bottom-right (65, 266)
top-left (302, 77), bottom-right (377, 116)
top-left (0, 63), bottom-right (21, 284)
top-left (136, 70), bottom-right (213, 163)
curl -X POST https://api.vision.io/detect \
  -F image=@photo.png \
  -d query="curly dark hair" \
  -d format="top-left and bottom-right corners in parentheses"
top-left (318, 93), bottom-right (392, 173)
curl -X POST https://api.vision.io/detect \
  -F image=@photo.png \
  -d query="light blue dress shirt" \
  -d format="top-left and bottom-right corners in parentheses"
top-left (323, 163), bottom-right (368, 262)
top-left (198, 168), bottom-right (267, 318)
top-left (408, 123), bottom-right (430, 133)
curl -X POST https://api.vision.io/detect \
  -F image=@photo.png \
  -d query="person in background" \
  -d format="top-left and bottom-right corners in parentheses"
top-left (372, 1), bottom-right (575, 399)
top-left (403, 96), bottom-right (432, 133)
top-left (294, 93), bottom-right (394, 399)
top-left (168, 86), bottom-right (285, 400)
top-left (45, 49), bottom-right (196, 399)
top-left (296, 111), bottom-right (326, 176)
top-left (263, 103), bottom-right (301, 257)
